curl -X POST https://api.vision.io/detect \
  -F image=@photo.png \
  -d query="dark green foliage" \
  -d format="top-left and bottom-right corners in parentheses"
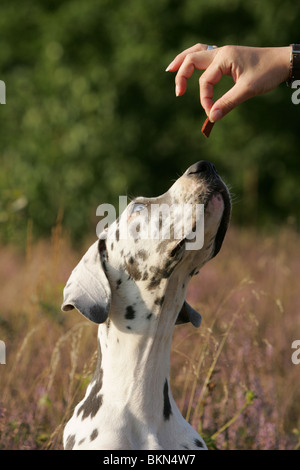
top-left (0, 0), bottom-right (299, 244)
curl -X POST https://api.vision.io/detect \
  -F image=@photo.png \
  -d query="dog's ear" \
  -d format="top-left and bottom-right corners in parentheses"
top-left (175, 301), bottom-right (202, 328)
top-left (61, 239), bottom-right (111, 324)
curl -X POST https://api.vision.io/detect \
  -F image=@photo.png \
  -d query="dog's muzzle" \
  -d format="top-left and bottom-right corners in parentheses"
top-left (186, 160), bottom-right (231, 258)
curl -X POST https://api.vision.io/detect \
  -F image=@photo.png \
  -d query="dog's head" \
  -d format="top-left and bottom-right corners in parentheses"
top-left (62, 161), bottom-right (231, 328)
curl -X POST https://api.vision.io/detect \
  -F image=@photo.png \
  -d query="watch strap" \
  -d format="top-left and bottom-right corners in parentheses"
top-left (287, 44), bottom-right (300, 86)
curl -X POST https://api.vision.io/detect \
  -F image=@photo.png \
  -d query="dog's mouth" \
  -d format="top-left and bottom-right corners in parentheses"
top-left (204, 181), bottom-right (231, 258)
top-left (204, 190), bottom-right (223, 210)
top-left (170, 183), bottom-right (231, 260)
top-left (177, 161), bottom-right (232, 259)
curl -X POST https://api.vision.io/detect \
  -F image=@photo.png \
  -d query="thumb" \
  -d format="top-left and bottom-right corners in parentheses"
top-left (209, 80), bottom-right (253, 122)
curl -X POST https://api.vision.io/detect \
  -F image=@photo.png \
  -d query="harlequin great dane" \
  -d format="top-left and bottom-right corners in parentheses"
top-left (61, 160), bottom-right (231, 450)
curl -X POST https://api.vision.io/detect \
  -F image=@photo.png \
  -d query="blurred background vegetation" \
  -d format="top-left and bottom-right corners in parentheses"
top-left (0, 0), bottom-right (299, 246)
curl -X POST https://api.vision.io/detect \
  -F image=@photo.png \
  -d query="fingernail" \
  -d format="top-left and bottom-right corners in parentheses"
top-left (165, 60), bottom-right (174, 72)
top-left (209, 108), bottom-right (222, 122)
top-left (175, 85), bottom-right (180, 97)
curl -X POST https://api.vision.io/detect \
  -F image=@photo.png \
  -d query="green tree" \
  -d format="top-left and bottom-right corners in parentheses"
top-left (0, 0), bottom-right (299, 245)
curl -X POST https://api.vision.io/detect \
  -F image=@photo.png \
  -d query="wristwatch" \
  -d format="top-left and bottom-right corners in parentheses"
top-left (286, 44), bottom-right (300, 86)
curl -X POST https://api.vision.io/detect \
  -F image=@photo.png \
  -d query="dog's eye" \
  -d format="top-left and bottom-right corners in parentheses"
top-left (131, 202), bottom-right (146, 214)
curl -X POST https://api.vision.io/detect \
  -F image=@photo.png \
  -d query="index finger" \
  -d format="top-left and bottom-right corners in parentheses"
top-left (174, 50), bottom-right (217, 97)
top-left (166, 43), bottom-right (208, 72)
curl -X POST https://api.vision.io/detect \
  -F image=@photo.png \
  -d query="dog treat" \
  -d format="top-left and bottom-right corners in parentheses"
top-left (201, 117), bottom-right (214, 138)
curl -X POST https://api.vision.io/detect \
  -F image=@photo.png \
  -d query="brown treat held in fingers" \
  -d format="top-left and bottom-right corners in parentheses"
top-left (201, 117), bottom-right (214, 138)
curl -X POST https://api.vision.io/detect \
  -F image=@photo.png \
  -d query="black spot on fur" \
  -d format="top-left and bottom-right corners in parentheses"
top-left (90, 429), bottom-right (99, 441)
top-left (77, 386), bottom-right (103, 420)
top-left (65, 434), bottom-right (76, 450)
top-left (115, 229), bottom-right (119, 241)
top-left (98, 238), bottom-right (106, 255)
top-left (126, 325), bottom-right (132, 330)
top-left (148, 276), bottom-right (161, 289)
top-left (163, 379), bottom-right (172, 421)
top-left (189, 267), bottom-right (199, 277)
top-left (125, 305), bottom-right (135, 320)
top-left (142, 271), bottom-right (148, 281)
top-left (159, 213), bottom-right (163, 231)
top-left (110, 242), bottom-right (114, 251)
top-left (137, 249), bottom-right (148, 260)
top-left (116, 278), bottom-right (122, 289)
top-left (78, 438), bottom-right (86, 446)
top-left (170, 239), bottom-right (185, 257)
top-left (194, 438), bottom-right (205, 448)
top-left (124, 258), bottom-right (142, 281)
top-left (78, 365), bottom-right (103, 420)
top-left (102, 259), bottom-right (108, 272)
top-left (157, 240), bottom-right (169, 254)
top-left (147, 313), bottom-right (152, 320)
top-left (154, 296), bottom-right (165, 307)
top-left (147, 263), bottom-right (174, 290)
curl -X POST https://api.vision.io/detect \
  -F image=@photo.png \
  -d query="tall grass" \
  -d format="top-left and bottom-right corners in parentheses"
top-left (0, 225), bottom-right (300, 449)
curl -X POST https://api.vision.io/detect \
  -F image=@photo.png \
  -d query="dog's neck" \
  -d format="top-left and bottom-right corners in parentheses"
top-left (98, 315), bottom-right (172, 415)
top-left (96, 272), bottom-right (187, 427)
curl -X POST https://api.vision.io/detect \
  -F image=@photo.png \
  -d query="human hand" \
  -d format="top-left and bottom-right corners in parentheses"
top-left (166, 44), bottom-right (290, 122)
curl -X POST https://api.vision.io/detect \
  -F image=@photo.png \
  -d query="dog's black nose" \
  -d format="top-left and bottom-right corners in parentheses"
top-left (187, 160), bottom-right (218, 178)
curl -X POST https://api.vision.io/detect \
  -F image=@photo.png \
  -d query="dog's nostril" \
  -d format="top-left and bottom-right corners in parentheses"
top-left (187, 160), bottom-right (217, 176)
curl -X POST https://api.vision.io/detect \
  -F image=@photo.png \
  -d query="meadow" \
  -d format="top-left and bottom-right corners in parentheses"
top-left (0, 223), bottom-right (300, 450)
